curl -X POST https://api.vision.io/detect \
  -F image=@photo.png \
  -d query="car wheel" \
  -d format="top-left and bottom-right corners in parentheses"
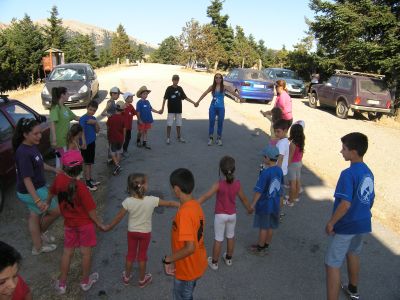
top-left (367, 112), bottom-right (382, 121)
top-left (0, 183), bottom-right (5, 212)
top-left (336, 100), bottom-right (349, 119)
top-left (309, 92), bottom-right (318, 108)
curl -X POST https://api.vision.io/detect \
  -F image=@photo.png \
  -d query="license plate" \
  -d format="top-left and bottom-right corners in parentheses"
top-left (253, 84), bottom-right (264, 88)
top-left (367, 99), bottom-right (380, 105)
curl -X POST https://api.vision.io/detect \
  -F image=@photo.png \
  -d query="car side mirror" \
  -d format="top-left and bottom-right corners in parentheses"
top-left (38, 115), bottom-right (47, 123)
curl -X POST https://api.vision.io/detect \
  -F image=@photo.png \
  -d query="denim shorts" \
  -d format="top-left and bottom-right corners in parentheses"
top-left (325, 233), bottom-right (364, 268)
top-left (253, 213), bottom-right (279, 229)
top-left (17, 186), bottom-right (58, 215)
top-left (173, 278), bottom-right (197, 300)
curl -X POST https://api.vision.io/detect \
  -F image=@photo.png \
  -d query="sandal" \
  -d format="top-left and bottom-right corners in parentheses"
top-left (122, 271), bottom-right (132, 285)
top-left (138, 273), bottom-right (152, 288)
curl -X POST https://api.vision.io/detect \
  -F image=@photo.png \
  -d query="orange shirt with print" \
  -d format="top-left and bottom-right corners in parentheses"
top-left (171, 199), bottom-right (207, 281)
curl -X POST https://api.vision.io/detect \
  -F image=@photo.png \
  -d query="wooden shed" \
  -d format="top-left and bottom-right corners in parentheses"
top-left (42, 48), bottom-right (64, 75)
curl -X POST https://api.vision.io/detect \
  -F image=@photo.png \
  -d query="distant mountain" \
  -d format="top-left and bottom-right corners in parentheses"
top-left (0, 19), bottom-right (156, 53)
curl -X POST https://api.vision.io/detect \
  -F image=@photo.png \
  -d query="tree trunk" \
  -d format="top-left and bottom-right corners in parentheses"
top-left (213, 61), bottom-right (219, 73)
top-left (258, 59), bottom-right (262, 70)
top-left (241, 58), bottom-right (245, 68)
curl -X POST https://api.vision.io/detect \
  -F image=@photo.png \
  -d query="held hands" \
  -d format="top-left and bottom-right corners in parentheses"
top-left (81, 143), bottom-right (87, 150)
top-left (37, 201), bottom-right (48, 213)
top-left (247, 207), bottom-right (254, 214)
top-left (98, 223), bottom-right (110, 232)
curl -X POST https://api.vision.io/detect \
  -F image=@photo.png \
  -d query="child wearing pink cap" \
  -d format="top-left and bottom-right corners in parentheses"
top-left (46, 150), bottom-right (106, 295)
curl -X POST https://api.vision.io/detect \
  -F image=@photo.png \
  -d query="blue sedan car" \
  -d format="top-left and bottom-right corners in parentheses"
top-left (224, 68), bottom-right (274, 103)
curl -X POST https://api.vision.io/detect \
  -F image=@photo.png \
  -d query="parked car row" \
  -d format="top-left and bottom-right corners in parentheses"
top-left (0, 95), bottom-right (51, 211)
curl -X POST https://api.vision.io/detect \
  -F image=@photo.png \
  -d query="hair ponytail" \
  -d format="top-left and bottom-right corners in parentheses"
top-left (219, 156), bottom-right (236, 184)
top-left (12, 118), bottom-right (39, 152)
top-left (127, 173), bottom-right (146, 198)
top-left (58, 164), bottom-right (83, 207)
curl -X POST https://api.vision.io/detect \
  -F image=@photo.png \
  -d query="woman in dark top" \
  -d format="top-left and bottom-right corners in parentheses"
top-left (12, 118), bottom-right (60, 255)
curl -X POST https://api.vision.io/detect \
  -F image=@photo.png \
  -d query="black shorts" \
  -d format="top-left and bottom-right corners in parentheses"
top-left (81, 142), bottom-right (96, 164)
top-left (110, 142), bottom-right (123, 154)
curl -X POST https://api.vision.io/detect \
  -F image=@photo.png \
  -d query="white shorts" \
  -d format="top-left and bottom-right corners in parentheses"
top-left (214, 213), bottom-right (237, 242)
top-left (167, 113), bottom-right (182, 126)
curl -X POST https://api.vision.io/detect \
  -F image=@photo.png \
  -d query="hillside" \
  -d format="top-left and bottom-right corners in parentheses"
top-left (0, 19), bottom-right (156, 53)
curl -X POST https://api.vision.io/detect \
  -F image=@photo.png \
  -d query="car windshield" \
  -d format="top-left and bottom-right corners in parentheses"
top-left (360, 79), bottom-right (388, 94)
top-left (49, 67), bottom-right (86, 81)
top-left (242, 70), bottom-right (268, 81)
top-left (275, 70), bottom-right (298, 79)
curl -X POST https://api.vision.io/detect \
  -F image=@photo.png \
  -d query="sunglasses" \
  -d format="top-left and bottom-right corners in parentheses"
top-left (21, 118), bottom-right (35, 126)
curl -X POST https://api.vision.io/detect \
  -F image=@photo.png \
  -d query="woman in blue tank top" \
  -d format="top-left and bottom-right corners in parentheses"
top-left (197, 74), bottom-right (243, 146)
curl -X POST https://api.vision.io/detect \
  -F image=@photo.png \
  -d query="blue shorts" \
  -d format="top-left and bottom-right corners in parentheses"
top-left (17, 186), bottom-right (58, 215)
top-left (173, 278), bottom-right (197, 300)
top-left (253, 213), bottom-right (279, 229)
top-left (325, 234), bottom-right (364, 268)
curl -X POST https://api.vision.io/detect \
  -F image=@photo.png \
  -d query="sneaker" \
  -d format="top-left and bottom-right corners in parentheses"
top-left (41, 231), bottom-right (55, 244)
top-left (54, 280), bottom-right (66, 295)
top-left (166, 138), bottom-right (170, 145)
top-left (294, 198), bottom-right (300, 202)
top-left (143, 142), bottom-right (151, 150)
top-left (138, 273), bottom-right (152, 288)
top-left (80, 272), bottom-right (99, 291)
top-left (177, 137), bottom-right (186, 143)
top-left (122, 271), bottom-right (132, 286)
top-left (207, 137), bottom-right (214, 146)
top-left (32, 244), bottom-right (57, 255)
top-left (90, 179), bottom-right (100, 186)
top-left (248, 245), bottom-right (268, 256)
top-left (342, 284), bottom-right (360, 300)
top-left (107, 158), bottom-right (113, 165)
top-left (86, 181), bottom-right (98, 191)
top-left (113, 165), bottom-right (121, 176)
top-left (284, 199), bottom-right (294, 207)
top-left (222, 252), bottom-right (232, 266)
top-left (216, 138), bottom-right (223, 146)
top-left (207, 257), bottom-right (218, 270)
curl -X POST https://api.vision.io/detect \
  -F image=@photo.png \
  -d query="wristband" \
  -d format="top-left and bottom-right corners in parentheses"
top-left (162, 255), bottom-right (171, 265)
top-left (34, 198), bottom-right (41, 204)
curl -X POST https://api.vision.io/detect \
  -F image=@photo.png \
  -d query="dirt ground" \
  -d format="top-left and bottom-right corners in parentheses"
top-left (1, 63), bottom-right (399, 299)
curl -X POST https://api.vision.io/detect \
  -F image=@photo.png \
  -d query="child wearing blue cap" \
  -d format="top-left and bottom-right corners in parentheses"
top-left (249, 145), bottom-right (284, 256)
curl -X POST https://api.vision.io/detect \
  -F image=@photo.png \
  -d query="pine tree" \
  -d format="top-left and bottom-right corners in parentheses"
top-left (111, 24), bottom-right (132, 63)
top-left (64, 34), bottom-right (98, 66)
top-left (42, 6), bottom-right (67, 49)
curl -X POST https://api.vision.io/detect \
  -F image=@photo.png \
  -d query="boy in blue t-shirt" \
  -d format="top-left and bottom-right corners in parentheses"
top-left (79, 101), bottom-right (100, 191)
top-left (249, 145), bottom-right (284, 256)
top-left (325, 132), bottom-right (374, 300)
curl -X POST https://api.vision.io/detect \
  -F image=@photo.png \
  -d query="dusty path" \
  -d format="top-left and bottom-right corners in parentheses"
top-left (1, 63), bottom-right (399, 299)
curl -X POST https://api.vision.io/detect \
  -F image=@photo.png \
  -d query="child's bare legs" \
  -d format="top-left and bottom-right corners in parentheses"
top-left (226, 238), bottom-right (235, 257)
top-left (142, 130), bottom-right (148, 143)
top-left (29, 213), bottom-right (42, 251)
top-left (40, 207), bottom-right (60, 233)
top-left (84, 164), bottom-right (92, 181)
top-left (125, 259), bottom-right (134, 278)
top-left (326, 265), bottom-right (340, 300)
top-left (80, 247), bottom-right (92, 282)
top-left (258, 229), bottom-right (273, 246)
top-left (138, 261), bottom-right (147, 281)
top-left (176, 126), bottom-right (182, 139)
top-left (212, 240), bottom-right (223, 262)
top-left (59, 248), bottom-right (74, 282)
top-left (346, 253), bottom-right (360, 289)
top-left (111, 153), bottom-right (118, 166)
top-left (289, 180), bottom-right (296, 203)
top-left (295, 179), bottom-right (301, 199)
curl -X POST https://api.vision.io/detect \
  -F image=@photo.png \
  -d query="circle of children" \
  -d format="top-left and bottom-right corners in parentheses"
top-left (1, 74), bottom-right (374, 300)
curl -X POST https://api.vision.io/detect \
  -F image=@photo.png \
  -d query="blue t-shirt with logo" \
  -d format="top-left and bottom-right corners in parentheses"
top-left (136, 99), bottom-right (153, 123)
top-left (210, 91), bottom-right (225, 108)
top-left (333, 162), bottom-right (375, 234)
top-left (253, 165), bottom-right (284, 215)
top-left (79, 114), bottom-right (97, 145)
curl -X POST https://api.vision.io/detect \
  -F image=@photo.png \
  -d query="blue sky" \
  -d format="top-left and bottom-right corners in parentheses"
top-left (0, 0), bottom-right (314, 50)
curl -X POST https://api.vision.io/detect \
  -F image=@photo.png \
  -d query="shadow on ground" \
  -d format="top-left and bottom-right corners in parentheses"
top-left (0, 117), bottom-right (399, 299)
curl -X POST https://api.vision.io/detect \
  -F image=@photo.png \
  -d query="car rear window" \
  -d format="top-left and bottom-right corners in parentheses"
top-left (242, 70), bottom-right (268, 81)
top-left (275, 70), bottom-right (297, 79)
top-left (49, 67), bottom-right (86, 81)
top-left (4, 104), bottom-right (36, 124)
top-left (0, 112), bottom-right (13, 143)
top-left (360, 79), bottom-right (388, 94)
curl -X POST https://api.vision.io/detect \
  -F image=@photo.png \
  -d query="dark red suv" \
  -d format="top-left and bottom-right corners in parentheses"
top-left (309, 70), bottom-right (393, 119)
top-left (0, 95), bottom-right (51, 211)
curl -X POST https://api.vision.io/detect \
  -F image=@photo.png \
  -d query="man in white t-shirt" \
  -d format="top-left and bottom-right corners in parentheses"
top-left (273, 119), bottom-right (290, 209)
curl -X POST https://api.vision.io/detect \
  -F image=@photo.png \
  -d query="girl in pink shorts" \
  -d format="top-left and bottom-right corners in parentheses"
top-left (198, 156), bottom-right (253, 270)
top-left (46, 150), bottom-right (106, 295)
top-left (105, 173), bottom-right (179, 288)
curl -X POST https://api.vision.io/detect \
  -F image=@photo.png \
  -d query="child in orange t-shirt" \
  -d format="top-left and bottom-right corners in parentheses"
top-left (163, 168), bottom-right (207, 299)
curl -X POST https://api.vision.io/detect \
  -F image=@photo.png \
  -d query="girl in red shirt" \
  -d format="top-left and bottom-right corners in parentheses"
top-left (46, 150), bottom-right (106, 295)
